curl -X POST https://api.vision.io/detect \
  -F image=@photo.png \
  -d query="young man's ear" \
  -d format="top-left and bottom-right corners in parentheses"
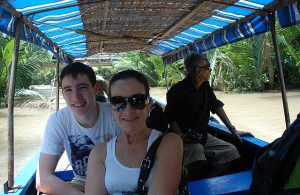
top-left (95, 82), bottom-right (101, 94)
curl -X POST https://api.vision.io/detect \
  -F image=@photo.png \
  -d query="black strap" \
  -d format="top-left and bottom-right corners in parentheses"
top-left (135, 133), bottom-right (190, 195)
top-left (136, 134), bottom-right (164, 193)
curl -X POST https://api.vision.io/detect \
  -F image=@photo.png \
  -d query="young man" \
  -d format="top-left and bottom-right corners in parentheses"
top-left (165, 53), bottom-right (253, 180)
top-left (36, 62), bottom-right (120, 194)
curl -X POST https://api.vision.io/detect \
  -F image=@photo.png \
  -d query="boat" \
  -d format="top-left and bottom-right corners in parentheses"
top-left (0, 0), bottom-right (299, 194)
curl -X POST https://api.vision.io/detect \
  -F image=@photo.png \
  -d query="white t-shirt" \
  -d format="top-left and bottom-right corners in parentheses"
top-left (105, 129), bottom-right (162, 194)
top-left (41, 102), bottom-right (120, 180)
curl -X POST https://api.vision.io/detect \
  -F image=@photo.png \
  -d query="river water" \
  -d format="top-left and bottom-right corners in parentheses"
top-left (0, 107), bottom-right (50, 187)
top-left (0, 88), bottom-right (299, 188)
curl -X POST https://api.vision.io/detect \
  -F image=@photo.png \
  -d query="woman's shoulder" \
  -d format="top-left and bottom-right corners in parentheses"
top-left (156, 133), bottom-right (183, 162)
top-left (158, 132), bottom-right (183, 151)
top-left (162, 133), bottom-right (182, 144)
top-left (90, 142), bottom-right (107, 161)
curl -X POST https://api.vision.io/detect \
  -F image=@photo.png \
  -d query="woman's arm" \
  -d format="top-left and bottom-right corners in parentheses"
top-left (85, 143), bottom-right (108, 195)
top-left (148, 133), bottom-right (183, 195)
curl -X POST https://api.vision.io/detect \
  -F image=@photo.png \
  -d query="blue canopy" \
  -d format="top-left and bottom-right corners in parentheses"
top-left (160, 1), bottom-right (300, 64)
top-left (0, 0), bottom-right (299, 64)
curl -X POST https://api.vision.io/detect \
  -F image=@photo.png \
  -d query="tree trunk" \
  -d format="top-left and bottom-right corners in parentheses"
top-left (261, 37), bottom-right (275, 89)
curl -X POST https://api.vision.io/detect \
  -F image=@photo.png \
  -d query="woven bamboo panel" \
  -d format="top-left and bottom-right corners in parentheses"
top-left (76, 0), bottom-right (240, 55)
top-left (76, 0), bottom-right (297, 56)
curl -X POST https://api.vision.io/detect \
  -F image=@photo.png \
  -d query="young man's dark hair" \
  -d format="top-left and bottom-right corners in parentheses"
top-left (60, 62), bottom-right (96, 87)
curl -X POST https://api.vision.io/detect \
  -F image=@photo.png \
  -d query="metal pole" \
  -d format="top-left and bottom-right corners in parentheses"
top-left (268, 12), bottom-right (290, 128)
top-left (7, 18), bottom-right (21, 189)
top-left (56, 48), bottom-right (60, 111)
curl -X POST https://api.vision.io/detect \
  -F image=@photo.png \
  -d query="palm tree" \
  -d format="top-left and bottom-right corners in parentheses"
top-left (0, 37), bottom-right (14, 106)
top-left (0, 34), bottom-right (53, 107)
top-left (113, 52), bottom-right (163, 86)
top-left (165, 60), bottom-right (185, 86)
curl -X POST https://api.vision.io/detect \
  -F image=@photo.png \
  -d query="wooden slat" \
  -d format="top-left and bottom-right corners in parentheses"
top-left (100, 1), bottom-right (110, 53)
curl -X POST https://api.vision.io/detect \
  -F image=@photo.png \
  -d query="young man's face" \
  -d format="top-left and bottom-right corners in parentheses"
top-left (61, 73), bottom-right (96, 117)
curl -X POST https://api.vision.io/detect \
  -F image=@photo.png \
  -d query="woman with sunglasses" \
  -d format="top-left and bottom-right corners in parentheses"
top-left (85, 70), bottom-right (183, 195)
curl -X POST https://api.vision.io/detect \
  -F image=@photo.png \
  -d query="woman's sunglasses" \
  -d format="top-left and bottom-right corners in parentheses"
top-left (109, 94), bottom-right (149, 112)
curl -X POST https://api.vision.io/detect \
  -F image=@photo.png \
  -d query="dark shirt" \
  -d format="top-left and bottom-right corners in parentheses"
top-left (165, 76), bottom-right (224, 135)
top-left (96, 92), bottom-right (107, 102)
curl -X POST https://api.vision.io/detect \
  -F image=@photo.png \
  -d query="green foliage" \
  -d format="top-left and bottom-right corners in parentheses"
top-left (207, 23), bottom-right (300, 93)
top-left (276, 25), bottom-right (300, 87)
top-left (0, 37), bottom-right (14, 106)
top-left (112, 52), bottom-right (162, 86)
top-left (207, 39), bottom-right (264, 93)
top-left (0, 33), bottom-right (53, 107)
top-left (110, 51), bottom-right (185, 87)
top-left (15, 43), bottom-right (52, 88)
top-left (95, 67), bottom-right (113, 81)
top-left (165, 60), bottom-right (185, 86)
top-left (31, 67), bottom-right (56, 85)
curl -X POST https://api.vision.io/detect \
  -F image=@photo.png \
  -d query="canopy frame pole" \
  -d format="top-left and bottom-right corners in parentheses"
top-left (5, 17), bottom-right (21, 192)
top-left (56, 48), bottom-right (60, 111)
top-left (268, 12), bottom-right (290, 128)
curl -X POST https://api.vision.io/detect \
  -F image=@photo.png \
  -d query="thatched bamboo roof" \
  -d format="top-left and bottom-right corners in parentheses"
top-left (78, 0), bottom-right (230, 55)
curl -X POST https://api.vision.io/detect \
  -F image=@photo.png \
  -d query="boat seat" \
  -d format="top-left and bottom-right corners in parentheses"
top-left (54, 170), bottom-right (75, 181)
top-left (146, 102), bottom-right (168, 133)
top-left (54, 170), bottom-right (252, 194)
top-left (188, 170), bottom-right (252, 195)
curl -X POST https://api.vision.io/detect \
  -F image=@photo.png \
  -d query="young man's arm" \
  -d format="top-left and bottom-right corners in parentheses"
top-left (36, 153), bottom-right (84, 195)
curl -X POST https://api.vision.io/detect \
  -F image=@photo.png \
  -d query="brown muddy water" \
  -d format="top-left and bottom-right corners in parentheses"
top-left (0, 88), bottom-right (299, 188)
top-left (0, 107), bottom-right (50, 188)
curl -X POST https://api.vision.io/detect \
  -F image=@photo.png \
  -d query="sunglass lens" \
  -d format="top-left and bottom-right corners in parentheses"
top-left (110, 96), bottom-right (127, 112)
top-left (114, 103), bottom-right (127, 112)
top-left (110, 94), bottom-right (148, 112)
top-left (130, 94), bottom-right (148, 109)
top-left (110, 96), bottom-right (125, 105)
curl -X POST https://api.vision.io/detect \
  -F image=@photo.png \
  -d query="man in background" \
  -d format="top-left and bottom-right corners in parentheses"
top-left (165, 53), bottom-right (253, 180)
top-left (95, 76), bottom-right (108, 102)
